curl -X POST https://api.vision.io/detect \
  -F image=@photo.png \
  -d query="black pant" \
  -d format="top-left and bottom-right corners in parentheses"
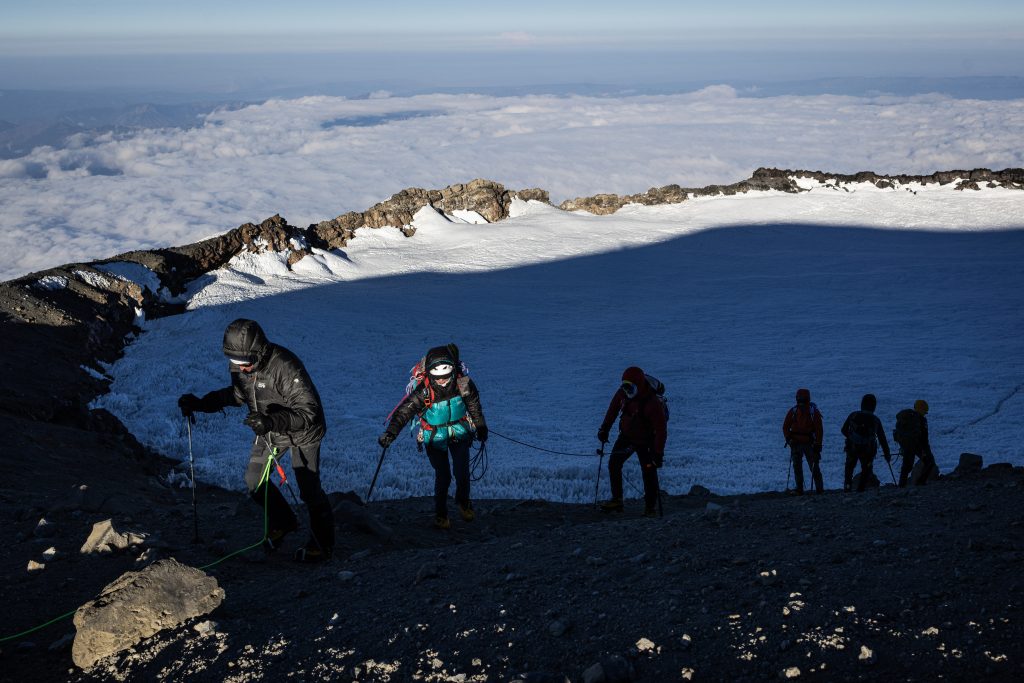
top-left (245, 436), bottom-right (335, 550)
top-left (607, 435), bottom-right (660, 509)
top-left (425, 438), bottom-right (472, 519)
top-left (844, 447), bottom-right (874, 492)
top-left (899, 448), bottom-right (937, 487)
top-left (790, 441), bottom-right (823, 493)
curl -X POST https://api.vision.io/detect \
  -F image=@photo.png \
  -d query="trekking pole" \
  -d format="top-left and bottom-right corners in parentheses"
top-left (365, 446), bottom-right (389, 505)
top-left (885, 455), bottom-right (897, 486)
top-left (186, 417), bottom-right (201, 543)
top-left (594, 443), bottom-right (606, 506)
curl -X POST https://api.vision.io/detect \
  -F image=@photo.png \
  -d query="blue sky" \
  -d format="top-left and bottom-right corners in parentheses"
top-left (3, 0), bottom-right (1022, 52)
top-left (0, 2), bottom-right (1022, 95)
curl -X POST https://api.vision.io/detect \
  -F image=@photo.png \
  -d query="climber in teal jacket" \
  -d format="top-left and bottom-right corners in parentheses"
top-left (379, 344), bottom-right (487, 528)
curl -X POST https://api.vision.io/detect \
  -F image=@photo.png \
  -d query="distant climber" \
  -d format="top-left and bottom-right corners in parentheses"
top-left (597, 367), bottom-right (668, 516)
top-left (379, 344), bottom-right (487, 529)
top-left (783, 388), bottom-right (824, 494)
top-left (894, 399), bottom-right (937, 486)
top-left (177, 319), bottom-right (334, 563)
top-left (841, 393), bottom-right (891, 492)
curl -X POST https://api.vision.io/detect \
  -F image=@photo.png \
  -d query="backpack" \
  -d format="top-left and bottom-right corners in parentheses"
top-left (893, 409), bottom-right (923, 449)
top-left (846, 411), bottom-right (877, 450)
top-left (642, 374), bottom-right (669, 421)
top-left (787, 403), bottom-right (819, 442)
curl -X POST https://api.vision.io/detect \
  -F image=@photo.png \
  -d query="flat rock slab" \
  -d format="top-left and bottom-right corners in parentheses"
top-left (72, 558), bottom-right (224, 669)
top-left (80, 518), bottom-right (147, 555)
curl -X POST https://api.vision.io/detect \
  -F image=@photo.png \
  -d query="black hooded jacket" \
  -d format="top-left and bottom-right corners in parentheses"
top-left (201, 319), bottom-right (326, 445)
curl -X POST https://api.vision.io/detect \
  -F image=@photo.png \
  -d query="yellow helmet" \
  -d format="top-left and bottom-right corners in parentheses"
top-left (914, 399), bottom-right (929, 415)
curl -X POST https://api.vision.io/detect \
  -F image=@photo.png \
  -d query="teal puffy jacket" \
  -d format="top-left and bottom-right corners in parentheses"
top-left (385, 375), bottom-right (486, 447)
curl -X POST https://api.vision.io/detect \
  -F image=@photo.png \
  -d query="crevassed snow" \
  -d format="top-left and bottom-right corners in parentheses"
top-left (95, 261), bottom-right (162, 294)
top-left (33, 275), bottom-right (68, 291)
top-left (73, 269), bottom-right (113, 289)
top-left (96, 185), bottom-right (1024, 503)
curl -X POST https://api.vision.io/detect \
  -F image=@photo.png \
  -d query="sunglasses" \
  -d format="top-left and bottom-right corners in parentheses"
top-left (621, 381), bottom-right (638, 398)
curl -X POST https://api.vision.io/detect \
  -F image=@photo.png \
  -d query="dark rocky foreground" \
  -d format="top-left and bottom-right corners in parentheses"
top-left (1, 420), bottom-right (1022, 681)
top-left (1, 167), bottom-right (1023, 681)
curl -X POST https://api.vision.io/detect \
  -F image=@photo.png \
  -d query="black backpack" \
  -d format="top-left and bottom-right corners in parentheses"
top-left (846, 411), bottom-right (877, 451)
top-left (893, 409), bottom-right (923, 449)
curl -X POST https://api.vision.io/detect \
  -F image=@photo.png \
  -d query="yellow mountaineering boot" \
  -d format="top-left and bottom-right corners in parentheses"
top-left (458, 502), bottom-right (475, 522)
top-left (433, 516), bottom-right (451, 530)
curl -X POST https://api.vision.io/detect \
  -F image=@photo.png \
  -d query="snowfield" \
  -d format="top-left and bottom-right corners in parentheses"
top-left (95, 181), bottom-right (1024, 502)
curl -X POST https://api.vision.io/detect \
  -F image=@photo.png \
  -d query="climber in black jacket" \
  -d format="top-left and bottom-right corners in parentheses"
top-left (178, 319), bottom-right (334, 563)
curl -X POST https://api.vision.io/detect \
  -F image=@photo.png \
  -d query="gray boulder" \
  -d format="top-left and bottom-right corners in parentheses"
top-left (329, 492), bottom-right (394, 540)
top-left (33, 517), bottom-right (57, 538)
top-left (72, 558), bottom-right (224, 669)
top-left (582, 655), bottom-right (634, 683)
top-left (80, 519), bottom-right (147, 555)
top-left (953, 453), bottom-right (983, 475)
top-left (687, 484), bottom-right (712, 497)
top-left (851, 471), bottom-right (880, 490)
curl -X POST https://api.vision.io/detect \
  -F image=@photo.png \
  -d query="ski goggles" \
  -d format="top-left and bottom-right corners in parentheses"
top-left (428, 363), bottom-right (454, 377)
top-left (621, 381), bottom-right (638, 398)
top-left (228, 356), bottom-right (256, 370)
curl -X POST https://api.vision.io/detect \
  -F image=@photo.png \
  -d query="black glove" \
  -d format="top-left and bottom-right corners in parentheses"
top-left (244, 413), bottom-right (272, 436)
top-left (178, 393), bottom-right (201, 417)
top-left (597, 428), bottom-right (610, 444)
top-left (475, 425), bottom-right (488, 443)
top-left (813, 444), bottom-right (823, 457)
top-left (378, 432), bottom-right (396, 449)
top-left (653, 452), bottom-right (664, 468)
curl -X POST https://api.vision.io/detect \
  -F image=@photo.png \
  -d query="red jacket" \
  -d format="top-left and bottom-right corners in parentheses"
top-left (600, 385), bottom-right (668, 453)
top-left (783, 403), bottom-right (823, 446)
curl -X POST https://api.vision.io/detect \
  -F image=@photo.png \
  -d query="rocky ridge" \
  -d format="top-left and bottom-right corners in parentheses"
top-left (558, 167), bottom-right (1024, 215)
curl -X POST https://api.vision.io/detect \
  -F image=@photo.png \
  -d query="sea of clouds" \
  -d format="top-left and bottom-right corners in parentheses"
top-left (1, 87), bottom-right (1023, 281)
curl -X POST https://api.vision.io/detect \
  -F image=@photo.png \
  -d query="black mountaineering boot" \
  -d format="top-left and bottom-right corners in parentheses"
top-left (293, 542), bottom-right (333, 563)
top-left (262, 522), bottom-right (296, 553)
top-left (599, 498), bottom-right (624, 513)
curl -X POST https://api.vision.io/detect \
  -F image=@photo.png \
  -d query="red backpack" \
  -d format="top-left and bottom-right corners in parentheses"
top-left (787, 403), bottom-right (819, 442)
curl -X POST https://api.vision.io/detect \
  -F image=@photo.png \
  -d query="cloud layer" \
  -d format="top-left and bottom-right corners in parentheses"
top-left (2, 88), bottom-right (1023, 280)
